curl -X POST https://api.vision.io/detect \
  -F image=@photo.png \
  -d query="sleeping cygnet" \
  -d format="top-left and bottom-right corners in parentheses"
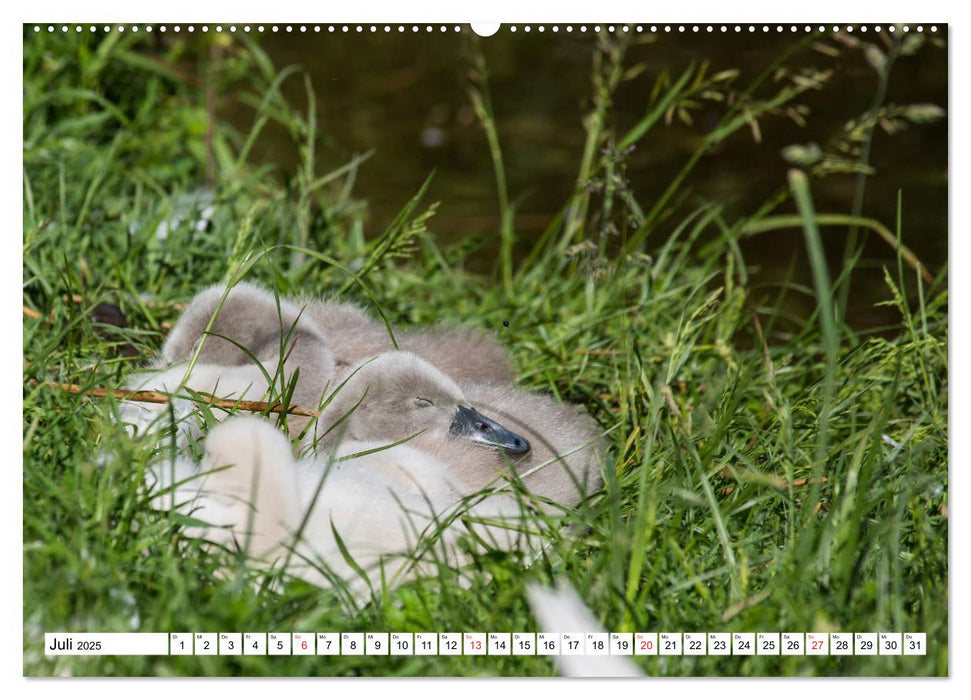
top-left (120, 282), bottom-right (336, 444)
top-left (159, 282), bottom-right (332, 374)
top-left (162, 283), bottom-right (513, 387)
top-left (147, 352), bottom-right (606, 595)
top-left (311, 351), bottom-right (605, 511)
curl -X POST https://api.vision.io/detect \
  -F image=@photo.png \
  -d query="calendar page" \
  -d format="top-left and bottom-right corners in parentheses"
top-left (21, 6), bottom-right (948, 680)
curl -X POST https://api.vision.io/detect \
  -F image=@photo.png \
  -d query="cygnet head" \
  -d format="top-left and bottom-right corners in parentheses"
top-left (433, 383), bottom-right (607, 509)
top-left (315, 351), bottom-right (530, 457)
top-left (162, 282), bottom-right (326, 368)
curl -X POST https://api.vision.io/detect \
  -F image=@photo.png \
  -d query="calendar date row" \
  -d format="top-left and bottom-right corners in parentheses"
top-left (46, 632), bottom-right (926, 657)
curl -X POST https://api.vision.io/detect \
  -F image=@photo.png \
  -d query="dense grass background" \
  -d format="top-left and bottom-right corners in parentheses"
top-left (23, 27), bottom-right (947, 676)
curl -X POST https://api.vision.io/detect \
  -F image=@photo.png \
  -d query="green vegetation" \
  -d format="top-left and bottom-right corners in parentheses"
top-left (23, 27), bottom-right (947, 676)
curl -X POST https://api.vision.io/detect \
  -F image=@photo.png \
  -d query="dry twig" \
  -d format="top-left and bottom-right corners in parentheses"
top-left (26, 379), bottom-right (320, 418)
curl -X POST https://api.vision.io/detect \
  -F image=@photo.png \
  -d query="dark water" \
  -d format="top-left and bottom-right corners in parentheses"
top-left (232, 28), bottom-right (948, 328)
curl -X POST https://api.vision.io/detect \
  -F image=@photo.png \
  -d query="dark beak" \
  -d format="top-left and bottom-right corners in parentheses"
top-left (449, 405), bottom-right (531, 456)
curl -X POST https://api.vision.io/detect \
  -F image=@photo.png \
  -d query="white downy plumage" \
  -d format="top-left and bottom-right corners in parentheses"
top-left (139, 351), bottom-right (605, 598)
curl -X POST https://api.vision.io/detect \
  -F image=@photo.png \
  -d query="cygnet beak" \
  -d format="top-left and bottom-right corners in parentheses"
top-left (449, 405), bottom-right (531, 456)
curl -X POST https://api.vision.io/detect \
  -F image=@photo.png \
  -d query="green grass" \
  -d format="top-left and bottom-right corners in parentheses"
top-left (23, 28), bottom-right (948, 676)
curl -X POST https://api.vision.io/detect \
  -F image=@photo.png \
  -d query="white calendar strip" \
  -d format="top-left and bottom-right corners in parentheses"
top-left (45, 632), bottom-right (927, 656)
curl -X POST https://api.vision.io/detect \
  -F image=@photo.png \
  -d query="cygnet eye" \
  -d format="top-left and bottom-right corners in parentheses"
top-left (413, 397), bottom-right (434, 408)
